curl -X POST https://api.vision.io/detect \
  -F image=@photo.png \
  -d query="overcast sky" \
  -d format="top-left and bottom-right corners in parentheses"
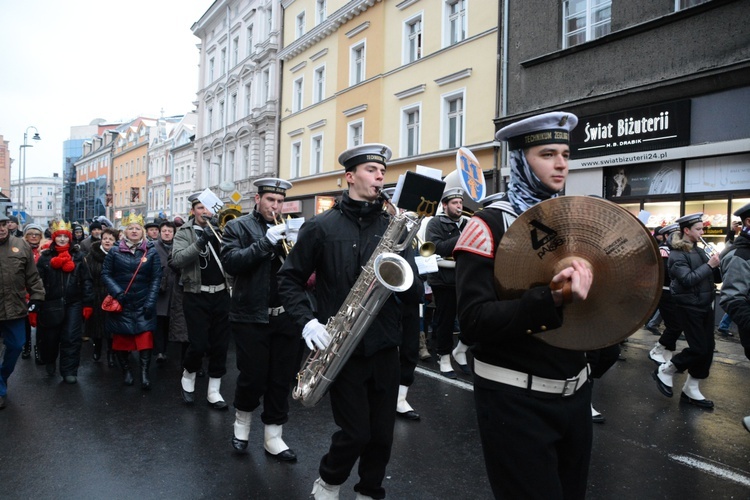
top-left (0, 0), bottom-right (210, 182)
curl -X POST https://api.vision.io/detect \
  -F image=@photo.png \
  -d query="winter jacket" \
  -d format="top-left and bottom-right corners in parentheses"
top-left (668, 240), bottom-right (722, 310)
top-left (101, 239), bottom-right (162, 335)
top-left (0, 235), bottom-right (45, 320)
top-left (36, 244), bottom-right (94, 307)
top-left (719, 231), bottom-right (750, 332)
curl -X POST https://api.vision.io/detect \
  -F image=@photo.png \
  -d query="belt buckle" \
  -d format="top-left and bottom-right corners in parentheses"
top-left (562, 377), bottom-right (578, 397)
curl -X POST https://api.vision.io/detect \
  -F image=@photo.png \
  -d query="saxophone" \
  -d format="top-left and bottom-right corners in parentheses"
top-left (293, 193), bottom-right (424, 407)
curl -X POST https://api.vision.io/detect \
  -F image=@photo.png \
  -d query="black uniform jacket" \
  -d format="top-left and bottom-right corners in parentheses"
top-left (220, 210), bottom-right (283, 324)
top-left (668, 243), bottom-right (721, 310)
top-left (278, 192), bottom-right (422, 357)
top-left (36, 244), bottom-right (94, 307)
top-left (424, 215), bottom-right (464, 286)
top-left (454, 202), bottom-right (586, 383)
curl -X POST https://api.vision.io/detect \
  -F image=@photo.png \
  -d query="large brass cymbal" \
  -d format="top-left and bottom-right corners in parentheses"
top-left (494, 196), bottom-right (662, 350)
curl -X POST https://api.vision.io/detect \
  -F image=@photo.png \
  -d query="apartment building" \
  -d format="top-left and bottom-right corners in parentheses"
top-left (500, 0), bottom-right (750, 251)
top-left (10, 174), bottom-right (63, 226)
top-left (192, 0), bottom-right (283, 213)
top-left (277, 0), bottom-right (499, 216)
top-left (146, 115), bottom-right (189, 221)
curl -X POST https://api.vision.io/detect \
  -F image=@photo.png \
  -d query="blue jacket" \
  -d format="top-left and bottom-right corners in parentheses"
top-left (101, 239), bottom-right (162, 335)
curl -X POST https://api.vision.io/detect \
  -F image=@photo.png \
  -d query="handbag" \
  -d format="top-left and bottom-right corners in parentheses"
top-left (102, 256), bottom-right (145, 313)
top-left (38, 297), bottom-right (66, 328)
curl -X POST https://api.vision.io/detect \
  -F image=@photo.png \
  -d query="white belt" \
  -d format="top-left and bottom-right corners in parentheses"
top-left (200, 283), bottom-right (226, 293)
top-left (474, 359), bottom-right (588, 397)
top-left (268, 306), bottom-right (285, 316)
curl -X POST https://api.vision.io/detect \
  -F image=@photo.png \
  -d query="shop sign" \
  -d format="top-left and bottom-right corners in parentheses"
top-left (571, 100), bottom-right (691, 159)
top-left (282, 200), bottom-right (302, 214)
top-left (315, 196), bottom-right (336, 214)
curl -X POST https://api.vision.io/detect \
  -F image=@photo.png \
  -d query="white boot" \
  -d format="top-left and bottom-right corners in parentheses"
top-left (207, 377), bottom-right (228, 410)
top-left (396, 385), bottom-right (420, 420)
top-left (591, 404), bottom-right (605, 423)
top-left (649, 343), bottom-right (672, 364)
top-left (452, 340), bottom-right (469, 365)
top-left (439, 354), bottom-right (456, 379)
top-left (681, 375), bottom-right (714, 408)
top-left (232, 410), bottom-right (252, 450)
top-left (654, 361), bottom-right (678, 397)
top-left (181, 369), bottom-right (196, 403)
top-left (311, 477), bottom-right (340, 500)
top-left (354, 494), bottom-right (375, 500)
top-left (264, 424), bottom-right (297, 461)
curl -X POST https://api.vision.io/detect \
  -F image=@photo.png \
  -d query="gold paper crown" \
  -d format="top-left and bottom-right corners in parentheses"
top-left (125, 213), bottom-right (145, 226)
top-left (51, 220), bottom-right (73, 233)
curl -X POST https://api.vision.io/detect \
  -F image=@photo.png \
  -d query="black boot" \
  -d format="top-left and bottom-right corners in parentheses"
top-left (21, 339), bottom-right (31, 359)
top-left (107, 350), bottom-right (115, 368)
top-left (139, 350), bottom-right (152, 390)
top-left (116, 351), bottom-right (134, 386)
top-left (34, 344), bottom-right (44, 365)
top-left (92, 341), bottom-right (102, 362)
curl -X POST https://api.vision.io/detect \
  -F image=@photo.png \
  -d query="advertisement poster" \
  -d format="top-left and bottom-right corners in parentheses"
top-left (604, 161), bottom-right (682, 198)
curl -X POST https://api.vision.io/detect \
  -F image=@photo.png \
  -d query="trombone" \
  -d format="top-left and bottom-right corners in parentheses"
top-left (205, 207), bottom-right (242, 244)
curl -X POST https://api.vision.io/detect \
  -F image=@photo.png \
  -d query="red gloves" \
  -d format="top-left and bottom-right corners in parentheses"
top-left (82, 307), bottom-right (93, 320)
top-left (28, 312), bottom-right (37, 328)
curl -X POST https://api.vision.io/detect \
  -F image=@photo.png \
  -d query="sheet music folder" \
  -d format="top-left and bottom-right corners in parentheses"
top-left (393, 171), bottom-right (446, 218)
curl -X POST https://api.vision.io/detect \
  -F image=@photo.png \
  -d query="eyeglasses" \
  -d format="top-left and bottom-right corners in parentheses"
top-left (26, 233), bottom-right (42, 238)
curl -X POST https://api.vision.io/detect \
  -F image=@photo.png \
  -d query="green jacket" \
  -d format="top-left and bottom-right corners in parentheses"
top-left (171, 219), bottom-right (208, 294)
top-left (0, 235), bottom-right (45, 320)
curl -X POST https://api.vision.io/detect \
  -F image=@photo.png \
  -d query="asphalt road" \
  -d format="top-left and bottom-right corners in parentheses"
top-left (1, 326), bottom-right (748, 499)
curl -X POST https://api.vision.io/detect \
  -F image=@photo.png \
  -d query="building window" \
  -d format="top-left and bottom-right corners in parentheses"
top-left (443, 91), bottom-right (465, 149)
top-left (316, 0), bottom-right (327, 24)
top-left (675, 0), bottom-right (710, 9)
top-left (293, 77), bottom-right (304, 112)
top-left (291, 142), bottom-right (302, 178)
top-left (311, 135), bottom-right (323, 175)
top-left (37, 201), bottom-right (42, 210)
top-left (402, 105), bottom-right (421, 156)
top-left (227, 150), bottom-right (235, 182)
top-left (296, 11), bottom-right (306, 39)
top-left (313, 65), bottom-right (325, 103)
top-left (209, 58), bottom-right (215, 83)
top-left (404, 14), bottom-right (423, 64)
top-left (47, 201), bottom-right (52, 210)
top-left (563, 0), bottom-right (611, 49)
top-left (266, 7), bottom-right (273, 37)
top-left (246, 24), bottom-right (254, 54)
top-left (207, 107), bottom-right (213, 133)
top-left (230, 93), bottom-right (237, 123)
top-left (258, 134), bottom-right (267, 174)
top-left (215, 155), bottom-right (222, 185)
top-left (446, 0), bottom-right (466, 46)
top-left (262, 69), bottom-right (270, 102)
top-left (348, 120), bottom-right (364, 148)
top-left (232, 37), bottom-right (239, 66)
top-left (350, 42), bottom-right (366, 86)
top-left (219, 101), bottom-right (225, 128)
top-left (245, 82), bottom-right (253, 114)
top-left (221, 47), bottom-right (227, 75)
top-left (242, 144), bottom-right (250, 178)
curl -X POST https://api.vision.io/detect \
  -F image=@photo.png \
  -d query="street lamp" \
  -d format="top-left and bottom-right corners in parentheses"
top-left (19, 126), bottom-right (41, 222)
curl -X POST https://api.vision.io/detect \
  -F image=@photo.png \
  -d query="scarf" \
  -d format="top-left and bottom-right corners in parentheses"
top-left (119, 238), bottom-right (147, 255)
top-left (506, 149), bottom-right (562, 215)
top-left (50, 244), bottom-right (76, 272)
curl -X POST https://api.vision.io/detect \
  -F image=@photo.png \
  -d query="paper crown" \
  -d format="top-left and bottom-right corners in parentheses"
top-left (125, 213), bottom-right (145, 226)
top-left (51, 220), bottom-right (73, 233)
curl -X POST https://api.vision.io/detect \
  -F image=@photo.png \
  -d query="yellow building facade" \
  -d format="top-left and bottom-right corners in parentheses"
top-left (111, 118), bottom-right (155, 225)
top-left (278, 0), bottom-right (499, 214)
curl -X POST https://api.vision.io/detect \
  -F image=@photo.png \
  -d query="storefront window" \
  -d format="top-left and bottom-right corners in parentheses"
top-left (643, 201), bottom-right (680, 229)
top-left (604, 161), bottom-right (681, 198)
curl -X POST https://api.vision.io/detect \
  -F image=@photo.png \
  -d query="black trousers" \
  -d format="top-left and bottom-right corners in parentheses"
top-left (182, 291), bottom-right (230, 378)
top-left (154, 315), bottom-right (170, 355)
top-left (431, 284), bottom-right (457, 356)
top-left (474, 381), bottom-right (592, 500)
top-left (399, 304), bottom-right (420, 387)
top-left (671, 305), bottom-right (715, 379)
top-left (40, 302), bottom-right (83, 377)
top-left (657, 292), bottom-right (684, 351)
top-left (319, 347), bottom-right (399, 500)
top-left (232, 315), bottom-right (302, 424)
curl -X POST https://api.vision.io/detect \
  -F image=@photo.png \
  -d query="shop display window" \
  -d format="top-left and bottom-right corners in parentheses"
top-left (643, 201), bottom-right (680, 229)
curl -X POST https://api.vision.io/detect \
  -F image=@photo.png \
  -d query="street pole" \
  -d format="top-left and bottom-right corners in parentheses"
top-left (21, 126), bottom-right (41, 223)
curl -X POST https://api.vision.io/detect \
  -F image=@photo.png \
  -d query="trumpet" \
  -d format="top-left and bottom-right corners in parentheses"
top-left (699, 237), bottom-right (720, 259)
top-left (412, 235), bottom-right (436, 257)
top-left (272, 211), bottom-right (293, 256)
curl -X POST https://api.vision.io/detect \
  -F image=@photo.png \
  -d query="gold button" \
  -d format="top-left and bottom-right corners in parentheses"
top-left (526, 329), bottom-right (532, 335)
top-left (540, 325), bottom-right (547, 331)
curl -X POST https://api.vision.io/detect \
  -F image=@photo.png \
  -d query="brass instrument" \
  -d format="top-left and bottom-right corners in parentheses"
top-left (413, 235), bottom-right (436, 257)
top-left (699, 237), bottom-right (720, 258)
top-left (272, 211), bottom-right (293, 256)
top-left (293, 190), bottom-right (423, 407)
top-left (205, 206), bottom-right (242, 244)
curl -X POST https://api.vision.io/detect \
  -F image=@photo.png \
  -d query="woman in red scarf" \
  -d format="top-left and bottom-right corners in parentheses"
top-left (34, 221), bottom-right (94, 384)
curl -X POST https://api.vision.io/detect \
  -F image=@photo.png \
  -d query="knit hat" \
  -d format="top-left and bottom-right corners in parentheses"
top-left (89, 221), bottom-right (103, 231)
top-left (23, 223), bottom-right (44, 235)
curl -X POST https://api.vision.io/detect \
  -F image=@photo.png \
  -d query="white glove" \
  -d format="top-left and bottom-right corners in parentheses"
top-left (266, 224), bottom-right (286, 244)
top-left (302, 318), bottom-right (331, 350)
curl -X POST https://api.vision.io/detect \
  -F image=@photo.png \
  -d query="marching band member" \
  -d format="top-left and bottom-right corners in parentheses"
top-left (172, 194), bottom-right (231, 410)
top-left (278, 144), bottom-right (422, 500)
top-left (455, 112), bottom-right (594, 499)
top-left (220, 178), bottom-right (302, 461)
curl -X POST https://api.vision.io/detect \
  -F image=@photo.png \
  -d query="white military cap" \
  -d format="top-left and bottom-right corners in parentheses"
top-left (661, 223), bottom-right (679, 235)
top-left (496, 111), bottom-right (579, 150)
top-left (338, 143), bottom-right (392, 172)
top-left (441, 187), bottom-right (464, 203)
top-left (253, 177), bottom-right (292, 195)
top-left (676, 213), bottom-right (703, 229)
top-left (481, 192), bottom-right (506, 207)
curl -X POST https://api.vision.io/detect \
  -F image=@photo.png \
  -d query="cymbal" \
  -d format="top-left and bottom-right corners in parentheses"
top-left (494, 196), bottom-right (662, 351)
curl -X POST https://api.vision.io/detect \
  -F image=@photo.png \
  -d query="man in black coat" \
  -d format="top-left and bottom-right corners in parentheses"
top-left (278, 144), bottom-right (422, 500)
top-left (220, 177), bottom-right (301, 461)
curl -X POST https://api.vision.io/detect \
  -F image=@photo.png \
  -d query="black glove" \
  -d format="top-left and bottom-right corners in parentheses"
top-left (116, 292), bottom-right (131, 306)
top-left (28, 300), bottom-right (41, 313)
top-left (196, 229), bottom-right (211, 249)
